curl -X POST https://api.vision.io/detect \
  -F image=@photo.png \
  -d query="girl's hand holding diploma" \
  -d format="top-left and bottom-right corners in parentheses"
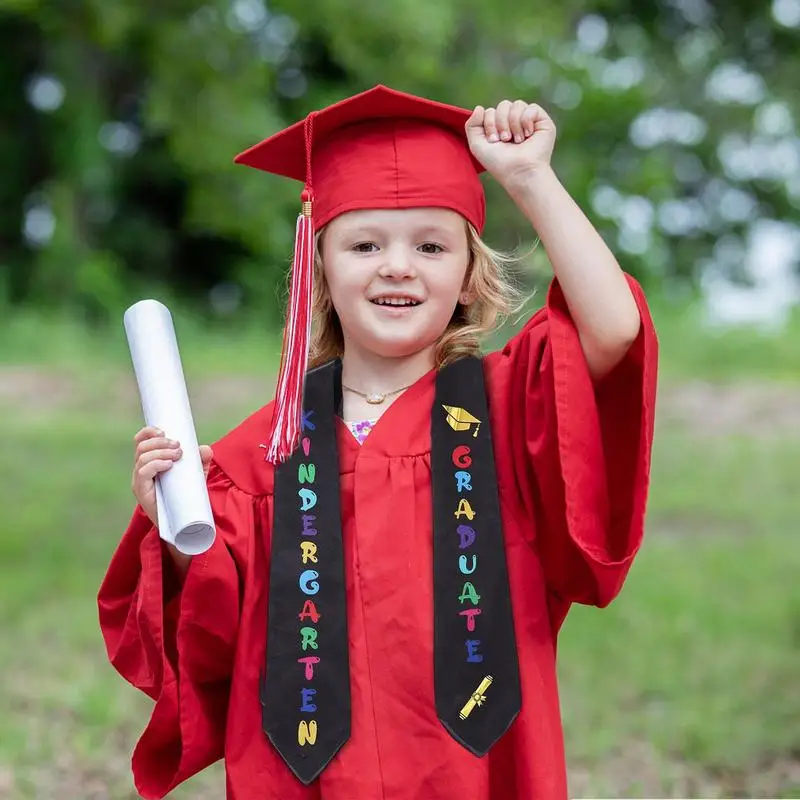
top-left (132, 426), bottom-right (213, 573)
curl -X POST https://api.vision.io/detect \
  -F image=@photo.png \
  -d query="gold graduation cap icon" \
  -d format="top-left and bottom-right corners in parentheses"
top-left (443, 405), bottom-right (481, 438)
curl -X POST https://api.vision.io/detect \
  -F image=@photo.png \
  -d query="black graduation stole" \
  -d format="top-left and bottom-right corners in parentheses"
top-left (262, 360), bottom-right (350, 784)
top-left (431, 355), bottom-right (521, 755)
top-left (264, 357), bottom-right (520, 784)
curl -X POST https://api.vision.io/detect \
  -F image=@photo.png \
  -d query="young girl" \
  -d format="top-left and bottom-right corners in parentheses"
top-left (99, 85), bottom-right (657, 800)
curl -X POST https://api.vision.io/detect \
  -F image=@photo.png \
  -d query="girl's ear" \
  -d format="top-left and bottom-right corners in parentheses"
top-left (460, 231), bottom-right (476, 305)
top-left (460, 265), bottom-right (476, 306)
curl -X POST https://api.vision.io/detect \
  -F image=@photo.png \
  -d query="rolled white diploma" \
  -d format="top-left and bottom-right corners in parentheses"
top-left (124, 299), bottom-right (216, 555)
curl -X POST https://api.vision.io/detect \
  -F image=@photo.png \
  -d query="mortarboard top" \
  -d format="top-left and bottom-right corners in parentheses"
top-left (235, 84), bottom-right (486, 232)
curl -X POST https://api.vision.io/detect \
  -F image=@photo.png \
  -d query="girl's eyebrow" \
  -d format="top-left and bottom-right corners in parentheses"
top-left (337, 223), bottom-right (457, 240)
top-left (415, 226), bottom-right (454, 239)
top-left (339, 225), bottom-right (387, 238)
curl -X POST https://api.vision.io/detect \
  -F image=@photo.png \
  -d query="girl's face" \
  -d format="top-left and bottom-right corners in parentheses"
top-left (320, 207), bottom-right (470, 360)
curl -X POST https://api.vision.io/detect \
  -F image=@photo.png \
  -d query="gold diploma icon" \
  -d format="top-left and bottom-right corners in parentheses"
top-left (459, 675), bottom-right (494, 720)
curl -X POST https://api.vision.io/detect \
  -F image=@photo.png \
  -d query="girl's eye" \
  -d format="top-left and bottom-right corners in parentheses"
top-left (419, 243), bottom-right (444, 254)
top-left (353, 242), bottom-right (378, 253)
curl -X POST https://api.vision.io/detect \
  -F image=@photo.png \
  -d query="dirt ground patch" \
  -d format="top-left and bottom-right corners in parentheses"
top-left (0, 366), bottom-right (271, 420)
top-left (658, 380), bottom-right (800, 438)
top-left (569, 742), bottom-right (800, 798)
top-left (0, 367), bottom-right (78, 412)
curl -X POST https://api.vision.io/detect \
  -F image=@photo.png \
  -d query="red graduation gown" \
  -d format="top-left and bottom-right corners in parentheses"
top-left (99, 278), bottom-right (657, 800)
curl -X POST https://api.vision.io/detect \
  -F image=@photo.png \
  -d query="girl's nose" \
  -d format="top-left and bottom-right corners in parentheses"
top-left (378, 246), bottom-right (416, 278)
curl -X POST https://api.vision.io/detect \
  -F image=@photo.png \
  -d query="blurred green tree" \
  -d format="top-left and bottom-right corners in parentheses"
top-left (0, 0), bottom-right (798, 322)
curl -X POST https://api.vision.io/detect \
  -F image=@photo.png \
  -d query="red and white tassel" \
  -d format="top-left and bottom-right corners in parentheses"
top-left (264, 189), bottom-right (315, 464)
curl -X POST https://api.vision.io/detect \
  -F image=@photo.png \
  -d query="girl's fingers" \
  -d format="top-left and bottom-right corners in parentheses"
top-left (136, 459), bottom-right (176, 483)
top-left (465, 105), bottom-right (486, 131)
top-left (508, 100), bottom-right (528, 142)
top-left (136, 436), bottom-right (180, 457)
top-left (136, 448), bottom-right (183, 472)
top-left (494, 100), bottom-right (513, 141)
top-left (134, 426), bottom-right (164, 444)
top-left (476, 100), bottom-right (554, 143)
top-left (199, 445), bottom-right (213, 464)
top-left (520, 104), bottom-right (539, 137)
top-left (521, 103), bottom-right (555, 136)
top-left (483, 107), bottom-right (498, 142)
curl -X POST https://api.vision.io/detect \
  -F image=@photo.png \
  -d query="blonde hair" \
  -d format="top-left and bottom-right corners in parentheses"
top-left (307, 221), bottom-right (525, 370)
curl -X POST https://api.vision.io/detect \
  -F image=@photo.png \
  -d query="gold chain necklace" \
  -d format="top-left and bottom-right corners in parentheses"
top-left (342, 382), bottom-right (414, 405)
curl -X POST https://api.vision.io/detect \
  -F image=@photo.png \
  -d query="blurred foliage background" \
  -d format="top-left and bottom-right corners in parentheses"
top-left (1, 1), bottom-right (799, 798)
top-left (2, 0), bottom-right (800, 325)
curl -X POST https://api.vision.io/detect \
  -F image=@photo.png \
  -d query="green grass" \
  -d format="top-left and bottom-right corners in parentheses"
top-left (0, 303), bottom-right (798, 797)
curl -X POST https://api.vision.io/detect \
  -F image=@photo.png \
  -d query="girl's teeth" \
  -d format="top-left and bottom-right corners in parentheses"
top-left (374, 298), bottom-right (418, 306)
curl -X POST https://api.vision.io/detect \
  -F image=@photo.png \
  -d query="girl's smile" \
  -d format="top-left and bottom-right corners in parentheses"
top-left (369, 295), bottom-right (423, 307)
top-left (369, 301), bottom-right (423, 317)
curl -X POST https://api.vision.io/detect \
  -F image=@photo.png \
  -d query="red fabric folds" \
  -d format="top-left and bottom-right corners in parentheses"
top-left (98, 465), bottom-right (248, 799)
top-left (486, 275), bottom-right (657, 614)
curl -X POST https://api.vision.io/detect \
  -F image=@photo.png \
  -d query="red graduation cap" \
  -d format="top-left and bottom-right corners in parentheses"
top-left (235, 84), bottom-right (486, 463)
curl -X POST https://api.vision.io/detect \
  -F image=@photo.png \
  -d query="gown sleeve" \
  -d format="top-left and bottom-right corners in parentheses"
top-left (492, 275), bottom-right (658, 608)
top-left (97, 462), bottom-right (251, 799)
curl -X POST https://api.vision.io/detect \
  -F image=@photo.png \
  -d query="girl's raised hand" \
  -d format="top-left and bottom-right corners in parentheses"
top-left (465, 100), bottom-right (557, 192)
top-left (132, 426), bottom-right (213, 527)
